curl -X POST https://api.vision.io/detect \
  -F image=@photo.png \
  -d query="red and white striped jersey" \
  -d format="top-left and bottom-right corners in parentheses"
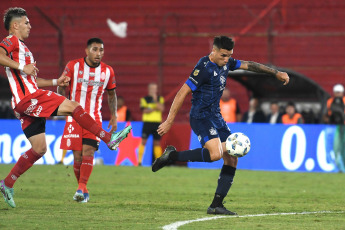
top-left (64, 58), bottom-right (116, 122)
top-left (0, 35), bottom-right (37, 109)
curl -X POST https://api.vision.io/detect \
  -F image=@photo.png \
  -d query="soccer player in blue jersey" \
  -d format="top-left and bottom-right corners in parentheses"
top-left (153, 35), bottom-right (289, 215)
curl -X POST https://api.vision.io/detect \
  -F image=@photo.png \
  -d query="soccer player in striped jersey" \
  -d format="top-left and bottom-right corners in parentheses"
top-left (153, 36), bottom-right (289, 215)
top-left (58, 38), bottom-right (118, 203)
top-left (0, 7), bottom-right (131, 208)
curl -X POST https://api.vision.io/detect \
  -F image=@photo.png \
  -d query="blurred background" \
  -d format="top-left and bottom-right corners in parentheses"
top-left (1, 0), bottom-right (344, 121)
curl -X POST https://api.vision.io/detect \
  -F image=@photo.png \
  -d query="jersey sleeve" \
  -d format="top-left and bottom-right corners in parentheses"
top-left (228, 58), bottom-right (241, 71)
top-left (106, 66), bottom-right (116, 90)
top-left (159, 96), bottom-right (164, 104)
top-left (140, 97), bottom-right (148, 109)
top-left (63, 61), bottom-right (74, 79)
top-left (0, 35), bottom-right (19, 56)
top-left (185, 62), bottom-right (208, 92)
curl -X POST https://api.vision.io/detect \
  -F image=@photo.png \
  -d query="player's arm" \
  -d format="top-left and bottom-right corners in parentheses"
top-left (36, 73), bottom-right (70, 88)
top-left (107, 89), bottom-right (117, 133)
top-left (157, 83), bottom-right (191, 136)
top-left (0, 47), bottom-right (38, 76)
top-left (239, 61), bottom-right (289, 85)
top-left (155, 97), bottom-right (165, 112)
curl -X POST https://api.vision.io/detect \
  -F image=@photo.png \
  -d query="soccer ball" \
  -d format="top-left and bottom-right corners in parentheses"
top-left (226, 132), bottom-right (251, 157)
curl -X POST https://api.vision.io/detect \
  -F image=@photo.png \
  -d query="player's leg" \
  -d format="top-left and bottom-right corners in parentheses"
top-left (207, 123), bottom-right (238, 215)
top-left (77, 141), bottom-right (97, 203)
top-left (58, 149), bottom-right (68, 164)
top-left (153, 140), bottom-right (162, 160)
top-left (152, 118), bottom-right (218, 172)
top-left (57, 99), bottom-right (131, 150)
top-left (138, 138), bottom-right (147, 166)
top-left (72, 150), bottom-right (84, 202)
top-left (1, 118), bottom-right (47, 208)
top-left (152, 122), bottom-right (163, 160)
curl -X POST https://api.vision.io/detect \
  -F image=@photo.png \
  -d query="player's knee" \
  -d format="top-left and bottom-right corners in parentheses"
top-left (34, 146), bottom-right (47, 155)
top-left (209, 150), bottom-right (223, 161)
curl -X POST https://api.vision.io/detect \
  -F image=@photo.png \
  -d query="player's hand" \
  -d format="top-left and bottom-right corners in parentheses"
top-left (57, 73), bottom-right (70, 87)
top-left (23, 62), bottom-right (39, 77)
top-left (157, 120), bottom-right (173, 136)
top-left (108, 115), bottom-right (117, 133)
top-left (276, 71), bottom-right (290, 85)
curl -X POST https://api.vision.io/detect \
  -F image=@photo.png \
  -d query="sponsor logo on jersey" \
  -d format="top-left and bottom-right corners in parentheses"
top-left (47, 91), bottom-right (52, 96)
top-left (209, 127), bottom-right (217, 135)
top-left (193, 69), bottom-right (200, 76)
top-left (220, 75), bottom-right (226, 85)
top-left (188, 76), bottom-right (198, 85)
top-left (89, 72), bottom-right (95, 77)
top-left (100, 131), bottom-right (105, 138)
top-left (204, 61), bottom-right (209, 67)
top-left (67, 124), bottom-right (74, 133)
top-left (63, 134), bottom-right (80, 138)
top-left (77, 78), bottom-right (104, 87)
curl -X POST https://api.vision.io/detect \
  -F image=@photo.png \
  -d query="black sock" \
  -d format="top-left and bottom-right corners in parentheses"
top-left (169, 148), bottom-right (212, 162)
top-left (210, 165), bottom-right (236, 208)
top-left (210, 194), bottom-right (225, 208)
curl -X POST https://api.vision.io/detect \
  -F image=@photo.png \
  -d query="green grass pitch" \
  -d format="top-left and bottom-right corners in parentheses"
top-left (0, 164), bottom-right (344, 229)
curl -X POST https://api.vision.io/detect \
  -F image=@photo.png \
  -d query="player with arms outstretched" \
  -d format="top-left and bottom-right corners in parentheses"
top-left (153, 36), bottom-right (289, 215)
top-left (58, 37), bottom-right (122, 203)
top-left (0, 7), bottom-right (131, 208)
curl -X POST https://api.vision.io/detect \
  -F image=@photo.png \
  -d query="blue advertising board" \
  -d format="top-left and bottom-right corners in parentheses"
top-left (188, 123), bottom-right (339, 173)
top-left (0, 119), bottom-right (342, 173)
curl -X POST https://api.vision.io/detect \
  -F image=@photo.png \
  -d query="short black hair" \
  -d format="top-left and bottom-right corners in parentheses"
top-left (3, 7), bottom-right (27, 31)
top-left (87, 37), bottom-right (103, 47)
top-left (213, 36), bottom-right (235, 51)
top-left (286, 101), bottom-right (295, 108)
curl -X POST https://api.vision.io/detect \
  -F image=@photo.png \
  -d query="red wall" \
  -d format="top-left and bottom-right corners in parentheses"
top-left (1, 0), bottom-right (345, 121)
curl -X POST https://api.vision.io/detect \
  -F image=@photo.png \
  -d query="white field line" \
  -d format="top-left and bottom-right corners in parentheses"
top-left (162, 210), bottom-right (344, 230)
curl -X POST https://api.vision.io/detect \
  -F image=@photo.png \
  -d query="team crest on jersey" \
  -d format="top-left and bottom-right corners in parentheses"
top-left (193, 69), bottom-right (200, 76)
top-left (209, 127), bottom-right (217, 136)
top-left (79, 70), bottom-right (83, 75)
top-left (223, 65), bottom-right (227, 70)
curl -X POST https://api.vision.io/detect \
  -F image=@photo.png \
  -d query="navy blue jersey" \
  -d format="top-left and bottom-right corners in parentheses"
top-left (185, 56), bottom-right (241, 119)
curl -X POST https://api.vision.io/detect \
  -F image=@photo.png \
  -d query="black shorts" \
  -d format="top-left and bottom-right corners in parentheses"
top-left (23, 117), bottom-right (46, 139)
top-left (141, 122), bottom-right (161, 140)
top-left (82, 138), bottom-right (100, 151)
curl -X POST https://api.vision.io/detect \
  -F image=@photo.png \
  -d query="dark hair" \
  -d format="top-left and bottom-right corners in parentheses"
top-left (87, 37), bottom-right (103, 47)
top-left (213, 36), bottom-right (235, 51)
top-left (3, 7), bottom-right (27, 31)
top-left (286, 101), bottom-right (295, 108)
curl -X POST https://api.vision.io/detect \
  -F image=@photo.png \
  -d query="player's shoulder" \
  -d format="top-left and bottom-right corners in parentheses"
top-left (194, 56), bottom-right (211, 70)
top-left (67, 57), bottom-right (84, 66)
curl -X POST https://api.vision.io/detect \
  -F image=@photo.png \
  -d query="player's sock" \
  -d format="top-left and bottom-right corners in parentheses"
top-left (153, 145), bottom-right (162, 159)
top-left (4, 148), bottom-right (42, 188)
top-left (72, 105), bottom-right (111, 143)
top-left (73, 161), bottom-right (82, 183)
top-left (78, 156), bottom-right (94, 191)
top-left (210, 165), bottom-right (236, 208)
top-left (169, 148), bottom-right (212, 162)
top-left (138, 144), bottom-right (145, 164)
top-left (60, 149), bottom-right (68, 163)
